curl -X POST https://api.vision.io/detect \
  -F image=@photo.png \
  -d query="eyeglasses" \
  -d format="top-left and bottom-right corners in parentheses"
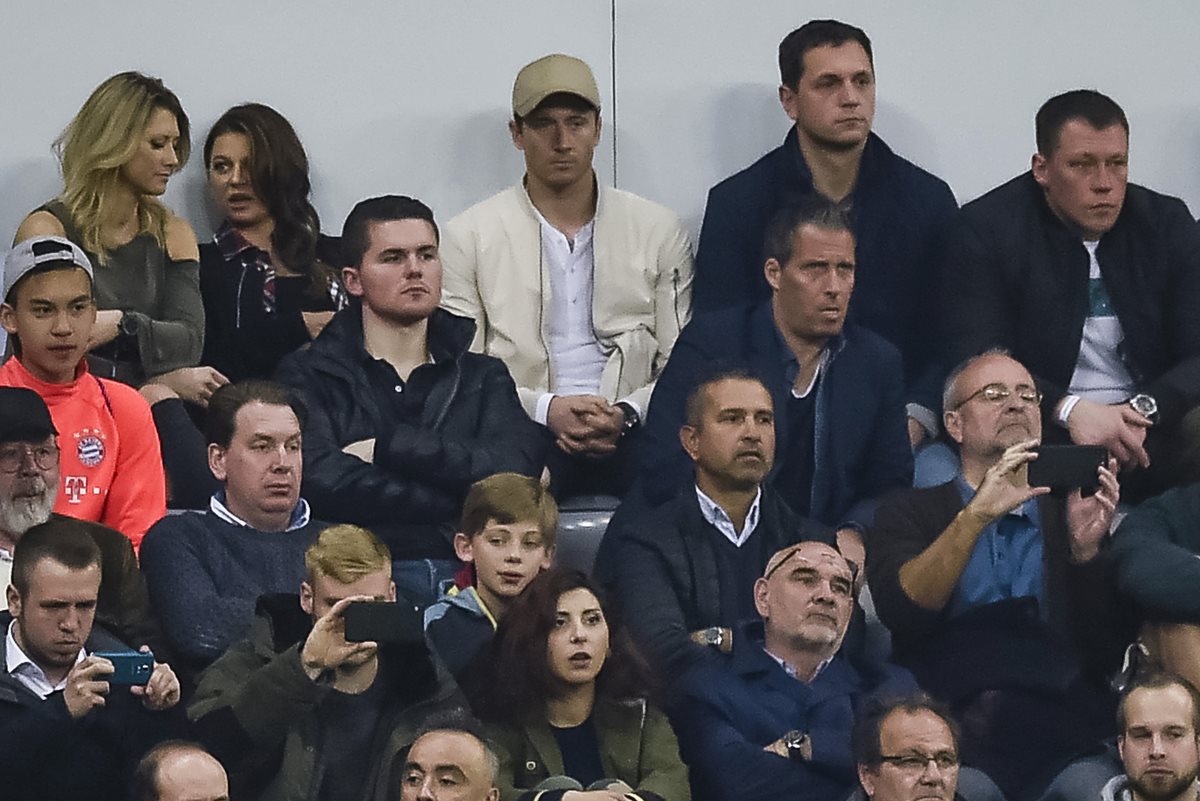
top-left (0, 443), bottom-right (59, 473)
top-left (879, 751), bottom-right (960, 773)
top-left (951, 383), bottom-right (1042, 411)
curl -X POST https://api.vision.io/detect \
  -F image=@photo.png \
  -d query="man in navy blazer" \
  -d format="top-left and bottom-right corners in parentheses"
top-left (631, 199), bottom-right (911, 546)
top-left (672, 541), bottom-right (914, 801)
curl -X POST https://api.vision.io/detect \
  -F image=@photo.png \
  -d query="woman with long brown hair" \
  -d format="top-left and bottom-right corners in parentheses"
top-left (199, 102), bottom-right (344, 382)
top-left (470, 568), bottom-right (690, 801)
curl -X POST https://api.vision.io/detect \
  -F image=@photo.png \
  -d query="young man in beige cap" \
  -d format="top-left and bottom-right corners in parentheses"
top-left (440, 53), bottom-right (694, 499)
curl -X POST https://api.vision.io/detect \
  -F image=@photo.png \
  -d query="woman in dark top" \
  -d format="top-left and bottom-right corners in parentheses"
top-left (470, 569), bottom-right (690, 801)
top-left (200, 103), bottom-right (344, 382)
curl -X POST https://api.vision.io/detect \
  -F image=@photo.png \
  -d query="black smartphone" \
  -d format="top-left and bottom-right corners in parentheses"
top-left (93, 650), bottom-right (154, 685)
top-left (342, 601), bottom-right (424, 644)
top-left (1028, 445), bottom-right (1106, 492)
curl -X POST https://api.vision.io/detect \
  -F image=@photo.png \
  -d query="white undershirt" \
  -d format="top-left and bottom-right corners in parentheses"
top-left (1068, 240), bottom-right (1136, 404)
top-left (0, 549), bottom-right (11, 611)
top-left (5, 619), bottom-right (85, 699)
top-left (532, 208), bottom-right (609, 425)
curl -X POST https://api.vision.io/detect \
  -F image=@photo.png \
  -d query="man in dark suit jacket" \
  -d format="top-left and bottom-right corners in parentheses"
top-left (599, 371), bottom-right (832, 678)
top-left (944, 89), bottom-right (1200, 502)
top-left (866, 351), bottom-right (1130, 801)
top-left (631, 199), bottom-right (911, 541)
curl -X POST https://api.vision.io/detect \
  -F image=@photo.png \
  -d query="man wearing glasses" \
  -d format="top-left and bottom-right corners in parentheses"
top-left (670, 540), bottom-right (915, 801)
top-left (854, 693), bottom-right (968, 801)
top-left (0, 237), bottom-right (166, 549)
top-left (0, 386), bottom-right (162, 654)
top-left (866, 350), bottom-right (1127, 801)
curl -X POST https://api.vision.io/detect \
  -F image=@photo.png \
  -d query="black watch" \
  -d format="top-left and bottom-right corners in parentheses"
top-left (1128, 393), bottom-right (1159, 424)
top-left (783, 730), bottom-right (812, 763)
top-left (615, 401), bottom-right (641, 434)
top-left (118, 312), bottom-right (139, 340)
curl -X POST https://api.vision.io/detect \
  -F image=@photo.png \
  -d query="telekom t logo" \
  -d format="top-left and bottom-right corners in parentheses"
top-left (64, 476), bottom-right (88, 504)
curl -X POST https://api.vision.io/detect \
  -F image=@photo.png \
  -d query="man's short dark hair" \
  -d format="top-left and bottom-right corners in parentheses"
top-left (11, 517), bottom-right (102, 596)
top-left (779, 19), bottom-right (873, 89)
top-left (130, 740), bottom-right (218, 801)
top-left (205, 380), bottom-right (307, 449)
top-left (853, 692), bottom-right (960, 767)
top-left (1117, 670), bottom-right (1200, 733)
top-left (684, 368), bottom-right (770, 428)
top-left (513, 91), bottom-right (599, 130)
top-left (340, 195), bottom-right (439, 268)
top-left (1035, 89), bottom-right (1129, 156)
top-left (762, 199), bottom-right (853, 268)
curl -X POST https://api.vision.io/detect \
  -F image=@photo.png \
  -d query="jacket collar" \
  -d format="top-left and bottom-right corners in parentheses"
top-left (307, 303), bottom-right (477, 374)
top-left (731, 619), bottom-right (859, 696)
top-left (518, 696), bottom-right (647, 781)
top-left (780, 128), bottom-right (896, 194)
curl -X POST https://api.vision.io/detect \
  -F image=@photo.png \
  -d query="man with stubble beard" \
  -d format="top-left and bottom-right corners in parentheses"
top-left (866, 350), bottom-right (1129, 801)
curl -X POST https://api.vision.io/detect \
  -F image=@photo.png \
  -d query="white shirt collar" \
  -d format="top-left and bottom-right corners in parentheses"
top-left (695, 486), bottom-right (762, 547)
top-left (210, 492), bottom-right (311, 533)
top-left (5, 619), bottom-right (85, 699)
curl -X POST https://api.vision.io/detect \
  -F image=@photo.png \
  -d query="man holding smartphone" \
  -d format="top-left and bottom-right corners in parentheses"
top-left (865, 350), bottom-right (1127, 801)
top-left (189, 524), bottom-right (458, 801)
top-left (1, 518), bottom-right (182, 800)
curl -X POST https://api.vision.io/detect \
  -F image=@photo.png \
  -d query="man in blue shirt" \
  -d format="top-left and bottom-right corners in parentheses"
top-left (866, 350), bottom-right (1129, 801)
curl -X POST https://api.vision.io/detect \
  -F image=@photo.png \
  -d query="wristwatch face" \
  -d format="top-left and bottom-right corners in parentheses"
top-left (701, 627), bottom-right (723, 647)
top-left (1130, 394), bottom-right (1158, 418)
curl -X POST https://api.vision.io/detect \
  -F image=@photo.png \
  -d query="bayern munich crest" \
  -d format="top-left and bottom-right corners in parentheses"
top-left (76, 432), bottom-right (106, 467)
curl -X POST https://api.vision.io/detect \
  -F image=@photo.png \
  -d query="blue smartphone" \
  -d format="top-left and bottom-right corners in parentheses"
top-left (93, 651), bottom-right (154, 685)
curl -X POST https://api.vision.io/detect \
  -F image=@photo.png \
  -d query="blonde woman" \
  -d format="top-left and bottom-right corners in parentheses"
top-left (15, 71), bottom-right (220, 403)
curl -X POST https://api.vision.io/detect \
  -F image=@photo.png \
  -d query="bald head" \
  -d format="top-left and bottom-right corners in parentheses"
top-left (132, 742), bottom-right (228, 801)
top-left (755, 541), bottom-right (854, 661)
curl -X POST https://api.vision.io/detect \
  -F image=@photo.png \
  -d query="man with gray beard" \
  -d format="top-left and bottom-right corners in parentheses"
top-left (0, 386), bottom-right (163, 652)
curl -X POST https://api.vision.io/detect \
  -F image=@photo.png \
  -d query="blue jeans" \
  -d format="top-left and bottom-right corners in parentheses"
top-left (392, 559), bottom-right (460, 607)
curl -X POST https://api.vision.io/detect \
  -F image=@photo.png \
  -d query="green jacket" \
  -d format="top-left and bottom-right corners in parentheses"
top-left (487, 697), bottom-right (690, 801)
top-left (188, 594), bottom-right (461, 801)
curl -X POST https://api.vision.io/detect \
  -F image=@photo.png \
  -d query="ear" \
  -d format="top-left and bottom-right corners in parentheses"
top-left (453, 532), bottom-right (475, 564)
top-left (778, 84), bottom-right (800, 122)
top-left (6, 584), bottom-right (20, 618)
top-left (509, 119), bottom-right (524, 151)
top-left (753, 577), bottom-right (771, 620)
top-left (592, 113), bottom-right (603, 145)
top-left (299, 581), bottom-right (314, 616)
top-left (0, 303), bottom-right (17, 336)
top-left (1117, 734), bottom-right (1126, 763)
top-left (387, 580), bottom-right (397, 602)
top-left (538, 547), bottom-right (553, 570)
top-left (1031, 151), bottom-right (1050, 189)
top-left (679, 424), bottom-right (701, 462)
top-left (943, 409), bottom-right (964, 446)
top-left (857, 764), bottom-right (876, 798)
top-left (764, 258), bottom-right (783, 292)
top-left (342, 266), bottom-right (364, 298)
top-left (208, 443), bottom-right (228, 483)
top-left (486, 788), bottom-right (500, 801)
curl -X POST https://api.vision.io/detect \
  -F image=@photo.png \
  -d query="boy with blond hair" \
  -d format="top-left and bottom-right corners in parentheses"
top-left (424, 473), bottom-right (557, 678)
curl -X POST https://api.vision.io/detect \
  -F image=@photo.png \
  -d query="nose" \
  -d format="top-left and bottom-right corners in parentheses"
top-left (1094, 163), bottom-right (1115, 193)
top-left (552, 121), bottom-right (571, 150)
top-left (416, 774), bottom-right (436, 800)
top-left (918, 760), bottom-right (948, 785)
top-left (60, 607), bottom-right (82, 634)
top-left (1150, 733), bottom-right (1168, 757)
top-left (50, 309), bottom-right (75, 336)
top-left (838, 80), bottom-right (861, 107)
top-left (230, 162), bottom-right (248, 185)
top-left (163, 143), bottom-right (179, 170)
top-left (569, 620), bottom-right (588, 643)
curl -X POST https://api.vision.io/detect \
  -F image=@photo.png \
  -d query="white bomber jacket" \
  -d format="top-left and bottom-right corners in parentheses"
top-left (440, 178), bottom-right (694, 418)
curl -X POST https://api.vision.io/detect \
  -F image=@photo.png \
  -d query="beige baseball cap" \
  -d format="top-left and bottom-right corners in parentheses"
top-left (512, 54), bottom-right (601, 117)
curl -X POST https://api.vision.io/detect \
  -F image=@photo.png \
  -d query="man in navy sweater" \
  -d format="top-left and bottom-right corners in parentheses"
top-left (140, 380), bottom-right (326, 674)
